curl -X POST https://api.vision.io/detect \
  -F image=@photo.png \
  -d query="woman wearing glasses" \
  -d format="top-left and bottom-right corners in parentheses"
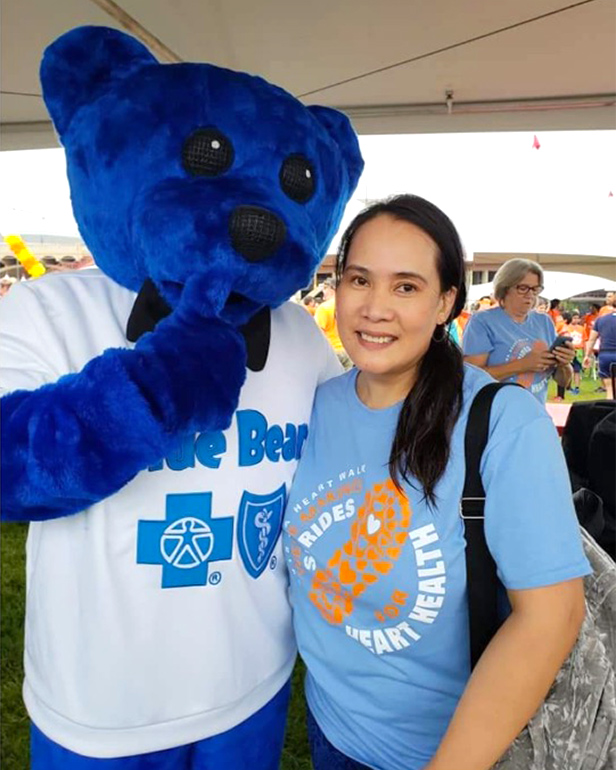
top-left (463, 259), bottom-right (574, 403)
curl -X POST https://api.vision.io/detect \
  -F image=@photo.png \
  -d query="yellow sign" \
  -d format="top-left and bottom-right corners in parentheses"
top-left (4, 235), bottom-right (46, 278)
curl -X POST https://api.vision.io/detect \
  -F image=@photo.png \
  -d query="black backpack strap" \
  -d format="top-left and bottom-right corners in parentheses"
top-left (463, 382), bottom-right (521, 669)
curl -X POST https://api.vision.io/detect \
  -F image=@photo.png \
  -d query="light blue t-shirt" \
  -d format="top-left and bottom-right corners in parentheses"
top-left (462, 307), bottom-right (557, 402)
top-left (284, 365), bottom-right (590, 770)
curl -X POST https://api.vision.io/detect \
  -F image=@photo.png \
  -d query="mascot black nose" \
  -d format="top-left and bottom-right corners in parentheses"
top-left (229, 206), bottom-right (286, 262)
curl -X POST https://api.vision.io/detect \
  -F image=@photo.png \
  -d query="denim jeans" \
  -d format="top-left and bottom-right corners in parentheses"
top-left (306, 706), bottom-right (373, 770)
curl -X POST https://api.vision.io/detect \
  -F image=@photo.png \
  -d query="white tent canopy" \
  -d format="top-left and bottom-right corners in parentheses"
top-left (2, 0), bottom-right (615, 150)
top-left (468, 270), bottom-right (616, 302)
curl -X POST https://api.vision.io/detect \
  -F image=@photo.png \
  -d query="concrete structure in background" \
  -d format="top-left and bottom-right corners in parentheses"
top-left (469, 252), bottom-right (616, 284)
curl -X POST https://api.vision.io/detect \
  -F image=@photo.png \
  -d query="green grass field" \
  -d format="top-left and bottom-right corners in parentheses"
top-left (1, 373), bottom-right (606, 769)
top-left (1, 523), bottom-right (30, 770)
top-left (546, 371), bottom-right (609, 403)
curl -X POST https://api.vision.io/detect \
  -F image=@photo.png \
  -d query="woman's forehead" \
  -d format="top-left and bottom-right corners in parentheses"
top-left (346, 216), bottom-right (439, 272)
top-left (521, 271), bottom-right (541, 285)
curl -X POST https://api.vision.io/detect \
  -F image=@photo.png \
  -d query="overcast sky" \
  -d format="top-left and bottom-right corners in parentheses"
top-left (1, 130), bottom-right (615, 260)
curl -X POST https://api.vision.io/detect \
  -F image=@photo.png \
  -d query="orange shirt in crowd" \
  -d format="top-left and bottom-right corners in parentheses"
top-left (314, 296), bottom-right (345, 354)
top-left (583, 311), bottom-right (599, 342)
top-left (599, 304), bottom-right (614, 317)
top-left (559, 322), bottom-right (584, 349)
top-left (452, 309), bottom-right (471, 341)
top-left (548, 308), bottom-right (565, 333)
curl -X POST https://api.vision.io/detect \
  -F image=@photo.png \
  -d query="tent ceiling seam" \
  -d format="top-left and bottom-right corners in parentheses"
top-left (297, 0), bottom-right (603, 98)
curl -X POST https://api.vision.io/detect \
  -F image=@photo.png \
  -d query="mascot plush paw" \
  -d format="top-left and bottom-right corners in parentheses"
top-left (0, 25), bottom-right (363, 768)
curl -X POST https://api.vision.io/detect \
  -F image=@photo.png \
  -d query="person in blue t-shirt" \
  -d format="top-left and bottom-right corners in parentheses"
top-left (283, 195), bottom-right (589, 770)
top-left (462, 259), bottom-right (575, 404)
top-left (584, 304), bottom-right (616, 399)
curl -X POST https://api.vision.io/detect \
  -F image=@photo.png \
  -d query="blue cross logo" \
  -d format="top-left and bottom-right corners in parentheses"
top-left (137, 493), bottom-right (233, 588)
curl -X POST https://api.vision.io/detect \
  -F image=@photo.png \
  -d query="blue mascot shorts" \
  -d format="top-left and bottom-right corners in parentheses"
top-left (31, 680), bottom-right (291, 770)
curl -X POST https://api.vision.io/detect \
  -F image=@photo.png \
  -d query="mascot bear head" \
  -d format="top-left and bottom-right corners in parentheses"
top-left (40, 26), bottom-right (364, 325)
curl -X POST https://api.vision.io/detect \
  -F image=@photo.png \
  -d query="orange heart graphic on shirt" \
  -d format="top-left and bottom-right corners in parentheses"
top-left (310, 479), bottom-right (411, 624)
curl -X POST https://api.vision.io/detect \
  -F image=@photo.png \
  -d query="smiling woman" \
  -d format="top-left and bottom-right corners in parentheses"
top-left (335, 195), bottom-right (465, 502)
top-left (337, 218), bottom-right (455, 396)
top-left (282, 195), bottom-right (589, 770)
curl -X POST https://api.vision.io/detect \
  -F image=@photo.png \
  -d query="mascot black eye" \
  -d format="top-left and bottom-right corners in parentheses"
top-left (280, 154), bottom-right (315, 203)
top-left (182, 128), bottom-right (234, 176)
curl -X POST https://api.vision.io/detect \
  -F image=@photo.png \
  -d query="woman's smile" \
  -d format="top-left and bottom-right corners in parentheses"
top-left (356, 330), bottom-right (398, 349)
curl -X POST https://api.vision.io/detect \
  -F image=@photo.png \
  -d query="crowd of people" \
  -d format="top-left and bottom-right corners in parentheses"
top-left (6, 249), bottom-right (613, 402)
top-left (4, 249), bottom-right (614, 407)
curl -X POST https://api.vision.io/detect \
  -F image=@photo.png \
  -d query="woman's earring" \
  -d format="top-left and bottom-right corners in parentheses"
top-left (432, 324), bottom-right (447, 343)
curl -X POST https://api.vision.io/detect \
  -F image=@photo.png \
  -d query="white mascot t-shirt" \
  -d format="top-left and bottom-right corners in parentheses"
top-left (0, 268), bottom-right (341, 757)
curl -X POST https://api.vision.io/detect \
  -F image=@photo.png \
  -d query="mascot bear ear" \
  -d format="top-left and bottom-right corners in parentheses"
top-left (308, 105), bottom-right (364, 190)
top-left (40, 26), bottom-right (157, 139)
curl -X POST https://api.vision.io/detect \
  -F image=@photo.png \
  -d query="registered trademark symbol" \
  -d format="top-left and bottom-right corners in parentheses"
top-left (209, 571), bottom-right (222, 585)
top-left (270, 556), bottom-right (278, 570)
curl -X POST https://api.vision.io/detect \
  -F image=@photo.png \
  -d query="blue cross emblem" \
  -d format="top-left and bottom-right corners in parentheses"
top-left (137, 493), bottom-right (233, 588)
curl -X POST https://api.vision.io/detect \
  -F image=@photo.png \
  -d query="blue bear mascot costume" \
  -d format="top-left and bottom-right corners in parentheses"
top-left (0, 26), bottom-right (363, 770)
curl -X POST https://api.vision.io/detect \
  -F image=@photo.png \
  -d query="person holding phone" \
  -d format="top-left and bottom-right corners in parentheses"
top-left (463, 259), bottom-right (574, 403)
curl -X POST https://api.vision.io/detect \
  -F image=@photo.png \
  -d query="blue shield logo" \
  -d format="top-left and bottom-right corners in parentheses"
top-left (237, 485), bottom-right (286, 578)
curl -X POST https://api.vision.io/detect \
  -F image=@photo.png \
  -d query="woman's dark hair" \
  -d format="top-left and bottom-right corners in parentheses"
top-left (550, 298), bottom-right (561, 310)
top-left (336, 194), bottom-right (467, 506)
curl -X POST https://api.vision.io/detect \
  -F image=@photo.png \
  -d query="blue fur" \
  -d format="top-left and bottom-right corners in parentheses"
top-left (1, 26), bottom-right (363, 522)
top-left (1, 313), bottom-right (246, 521)
top-left (39, 27), bottom-right (363, 310)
